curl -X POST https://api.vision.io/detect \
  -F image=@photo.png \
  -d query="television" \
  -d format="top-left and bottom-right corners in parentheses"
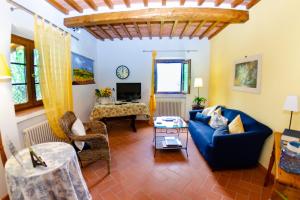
top-left (116, 83), bottom-right (141, 102)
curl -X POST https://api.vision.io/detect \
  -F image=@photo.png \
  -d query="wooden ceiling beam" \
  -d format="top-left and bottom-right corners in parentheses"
top-left (199, 21), bottom-right (219, 39)
top-left (162, 0), bottom-right (166, 6)
top-left (180, 21), bottom-right (191, 39)
top-left (64, 0), bottom-right (83, 13)
top-left (143, 0), bottom-right (148, 7)
top-left (83, 0), bottom-right (97, 10)
top-left (160, 21), bottom-right (164, 39)
top-left (197, 0), bottom-right (205, 6)
top-left (134, 23), bottom-right (142, 40)
top-left (123, 0), bottom-right (131, 8)
top-left (103, 0), bottom-right (114, 9)
top-left (46, 0), bottom-right (69, 14)
top-left (147, 22), bottom-right (152, 39)
top-left (246, 0), bottom-right (260, 9)
top-left (231, 0), bottom-right (244, 8)
top-left (208, 22), bottom-right (229, 39)
top-left (121, 24), bottom-right (132, 40)
top-left (95, 26), bottom-right (113, 40)
top-left (64, 8), bottom-right (249, 27)
top-left (180, 0), bottom-right (186, 6)
top-left (108, 24), bottom-right (123, 40)
top-left (215, 0), bottom-right (225, 6)
top-left (85, 27), bottom-right (104, 40)
top-left (170, 20), bottom-right (178, 39)
top-left (189, 20), bottom-right (206, 39)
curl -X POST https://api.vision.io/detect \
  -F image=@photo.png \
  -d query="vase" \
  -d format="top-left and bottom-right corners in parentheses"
top-left (100, 97), bottom-right (111, 105)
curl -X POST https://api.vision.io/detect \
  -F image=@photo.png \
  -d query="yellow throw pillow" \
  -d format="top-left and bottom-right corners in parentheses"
top-left (228, 115), bottom-right (245, 134)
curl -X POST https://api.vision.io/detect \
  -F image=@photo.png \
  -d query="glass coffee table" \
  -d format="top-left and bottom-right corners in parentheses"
top-left (153, 116), bottom-right (189, 157)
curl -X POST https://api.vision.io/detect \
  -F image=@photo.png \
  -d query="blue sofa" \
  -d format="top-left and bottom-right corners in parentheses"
top-left (188, 107), bottom-right (272, 170)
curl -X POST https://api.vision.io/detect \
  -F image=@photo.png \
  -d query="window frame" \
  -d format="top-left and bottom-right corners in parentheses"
top-left (11, 34), bottom-right (43, 112)
top-left (154, 59), bottom-right (191, 94)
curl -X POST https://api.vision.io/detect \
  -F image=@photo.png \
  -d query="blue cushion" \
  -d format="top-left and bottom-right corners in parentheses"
top-left (212, 126), bottom-right (229, 144)
top-left (213, 126), bottom-right (229, 136)
top-left (195, 112), bottom-right (211, 124)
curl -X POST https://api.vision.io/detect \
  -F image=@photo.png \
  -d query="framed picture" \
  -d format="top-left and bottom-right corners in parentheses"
top-left (71, 52), bottom-right (95, 85)
top-left (233, 55), bottom-right (262, 93)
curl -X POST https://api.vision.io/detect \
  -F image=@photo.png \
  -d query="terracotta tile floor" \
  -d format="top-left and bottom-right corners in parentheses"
top-left (81, 121), bottom-right (273, 200)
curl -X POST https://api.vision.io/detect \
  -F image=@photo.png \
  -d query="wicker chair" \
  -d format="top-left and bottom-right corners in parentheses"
top-left (59, 111), bottom-right (111, 173)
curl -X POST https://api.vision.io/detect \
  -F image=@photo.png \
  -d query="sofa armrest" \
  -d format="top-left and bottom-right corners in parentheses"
top-left (189, 110), bottom-right (203, 120)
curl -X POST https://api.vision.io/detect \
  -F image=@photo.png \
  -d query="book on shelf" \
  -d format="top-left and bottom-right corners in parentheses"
top-left (164, 136), bottom-right (182, 147)
top-left (282, 129), bottom-right (300, 145)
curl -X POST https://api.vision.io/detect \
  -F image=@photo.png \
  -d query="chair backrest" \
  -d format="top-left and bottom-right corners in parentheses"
top-left (0, 131), bottom-right (7, 165)
top-left (59, 111), bottom-right (77, 139)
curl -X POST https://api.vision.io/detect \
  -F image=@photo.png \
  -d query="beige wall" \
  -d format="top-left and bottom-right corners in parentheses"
top-left (209, 0), bottom-right (300, 168)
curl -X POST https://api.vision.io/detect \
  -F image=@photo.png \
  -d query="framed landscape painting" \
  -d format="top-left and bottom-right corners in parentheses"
top-left (71, 52), bottom-right (95, 85)
top-left (233, 55), bottom-right (262, 93)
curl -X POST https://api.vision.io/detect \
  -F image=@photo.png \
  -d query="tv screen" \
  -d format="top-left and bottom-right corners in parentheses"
top-left (117, 83), bottom-right (141, 101)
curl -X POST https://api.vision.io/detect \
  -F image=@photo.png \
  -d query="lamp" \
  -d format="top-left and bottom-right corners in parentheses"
top-left (194, 77), bottom-right (203, 98)
top-left (0, 54), bottom-right (11, 79)
top-left (283, 95), bottom-right (299, 130)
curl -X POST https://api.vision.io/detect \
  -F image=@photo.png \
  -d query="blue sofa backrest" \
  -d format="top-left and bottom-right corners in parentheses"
top-left (221, 107), bottom-right (269, 132)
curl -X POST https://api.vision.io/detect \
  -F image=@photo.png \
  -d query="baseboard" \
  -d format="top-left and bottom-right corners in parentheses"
top-left (1, 194), bottom-right (9, 200)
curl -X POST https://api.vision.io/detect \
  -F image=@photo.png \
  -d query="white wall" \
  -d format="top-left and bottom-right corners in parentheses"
top-left (95, 38), bottom-right (210, 119)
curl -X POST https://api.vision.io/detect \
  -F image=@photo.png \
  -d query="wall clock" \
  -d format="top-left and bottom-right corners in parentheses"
top-left (116, 65), bottom-right (130, 79)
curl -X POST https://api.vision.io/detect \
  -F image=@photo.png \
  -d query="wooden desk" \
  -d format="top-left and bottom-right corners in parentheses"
top-left (269, 132), bottom-right (300, 199)
top-left (90, 102), bottom-right (149, 132)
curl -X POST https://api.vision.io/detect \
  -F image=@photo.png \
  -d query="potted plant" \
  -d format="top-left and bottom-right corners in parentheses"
top-left (95, 87), bottom-right (112, 104)
top-left (192, 97), bottom-right (207, 110)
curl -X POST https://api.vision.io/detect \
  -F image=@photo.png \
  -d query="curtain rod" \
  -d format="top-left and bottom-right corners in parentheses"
top-left (7, 0), bottom-right (79, 41)
top-left (142, 50), bottom-right (198, 53)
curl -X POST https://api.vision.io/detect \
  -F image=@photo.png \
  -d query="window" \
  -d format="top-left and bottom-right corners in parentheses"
top-left (155, 59), bottom-right (191, 94)
top-left (10, 35), bottom-right (42, 111)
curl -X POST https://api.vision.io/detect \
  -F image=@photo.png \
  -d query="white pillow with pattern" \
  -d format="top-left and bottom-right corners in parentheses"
top-left (209, 112), bottom-right (228, 129)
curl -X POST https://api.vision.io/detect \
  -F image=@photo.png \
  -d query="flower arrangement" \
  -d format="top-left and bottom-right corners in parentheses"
top-left (95, 87), bottom-right (112, 97)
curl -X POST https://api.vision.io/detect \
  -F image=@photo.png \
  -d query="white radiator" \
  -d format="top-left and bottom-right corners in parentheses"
top-left (155, 99), bottom-right (185, 118)
top-left (23, 121), bottom-right (65, 147)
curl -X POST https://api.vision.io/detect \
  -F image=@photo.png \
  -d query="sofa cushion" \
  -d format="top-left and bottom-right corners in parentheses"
top-left (221, 107), bottom-right (258, 131)
top-left (202, 105), bottom-right (218, 116)
top-left (212, 126), bottom-right (229, 144)
top-left (209, 113), bottom-right (228, 129)
top-left (229, 115), bottom-right (245, 134)
top-left (71, 118), bottom-right (86, 151)
top-left (195, 112), bottom-right (211, 124)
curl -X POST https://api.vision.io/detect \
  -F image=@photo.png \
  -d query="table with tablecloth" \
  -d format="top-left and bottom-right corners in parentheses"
top-left (90, 102), bottom-right (150, 120)
top-left (5, 142), bottom-right (91, 200)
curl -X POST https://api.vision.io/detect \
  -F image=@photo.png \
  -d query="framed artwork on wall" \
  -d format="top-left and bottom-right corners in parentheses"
top-left (233, 55), bottom-right (262, 93)
top-left (71, 52), bottom-right (95, 85)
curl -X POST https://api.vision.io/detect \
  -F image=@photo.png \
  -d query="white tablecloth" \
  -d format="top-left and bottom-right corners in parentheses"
top-left (5, 142), bottom-right (91, 200)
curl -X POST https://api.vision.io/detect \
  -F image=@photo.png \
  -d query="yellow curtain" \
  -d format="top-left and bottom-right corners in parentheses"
top-left (34, 16), bottom-right (73, 139)
top-left (149, 51), bottom-right (157, 125)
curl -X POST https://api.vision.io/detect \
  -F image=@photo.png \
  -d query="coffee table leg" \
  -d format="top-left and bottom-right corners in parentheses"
top-left (154, 127), bottom-right (157, 157)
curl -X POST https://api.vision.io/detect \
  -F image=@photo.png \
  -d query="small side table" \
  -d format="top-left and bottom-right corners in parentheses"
top-left (5, 142), bottom-right (91, 200)
top-left (192, 105), bottom-right (204, 110)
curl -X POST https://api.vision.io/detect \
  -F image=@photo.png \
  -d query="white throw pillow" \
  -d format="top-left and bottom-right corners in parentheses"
top-left (71, 118), bottom-right (86, 151)
top-left (202, 105), bottom-right (218, 116)
top-left (209, 112), bottom-right (228, 129)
